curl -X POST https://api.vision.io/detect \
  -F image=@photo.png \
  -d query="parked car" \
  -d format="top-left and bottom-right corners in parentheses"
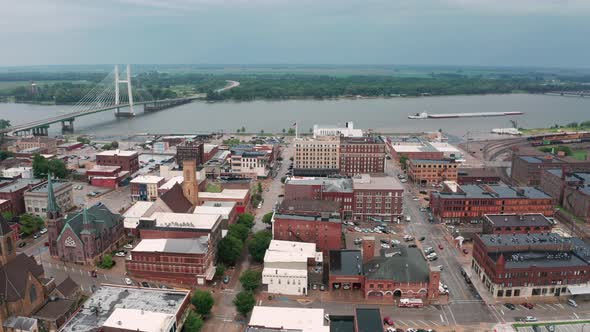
top-left (123, 244), bottom-right (133, 249)
top-left (141, 281), bottom-right (150, 288)
top-left (91, 270), bottom-right (98, 278)
top-left (33, 233), bottom-right (40, 239)
top-left (438, 244), bottom-right (444, 250)
top-left (419, 237), bottom-right (426, 241)
top-left (424, 247), bottom-right (434, 254)
top-left (223, 276), bottom-right (231, 284)
top-left (403, 235), bottom-right (414, 241)
top-left (39, 228), bottom-right (48, 234)
top-left (17, 242), bottom-right (26, 248)
top-left (383, 316), bottom-right (394, 326)
top-left (504, 303), bottom-right (516, 310)
top-left (353, 238), bottom-right (362, 245)
top-left (115, 251), bottom-right (126, 257)
top-left (320, 284), bottom-right (325, 291)
top-left (568, 299), bottom-right (578, 307)
top-left (522, 302), bottom-right (534, 309)
top-left (124, 278), bottom-right (133, 285)
top-left (408, 244), bottom-right (417, 248)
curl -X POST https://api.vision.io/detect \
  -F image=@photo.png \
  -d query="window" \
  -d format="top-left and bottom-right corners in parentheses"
top-left (30, 284), bottom-right (37, 303)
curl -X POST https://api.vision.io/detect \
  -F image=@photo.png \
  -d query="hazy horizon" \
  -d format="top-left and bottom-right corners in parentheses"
top-left (1, 0), bottom-right (590, 68)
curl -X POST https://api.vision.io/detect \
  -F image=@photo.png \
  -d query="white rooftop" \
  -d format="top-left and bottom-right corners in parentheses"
top-left (159, 176), bottom-right (184, 190)
top-left (149, 212), bottom-right (221, 230)
top-left (204, 143), bottom-right (218, 153)
top-left (248, 306), bottom-right (329, 332)
top-left (193, 204), bottom-right (234, 219)
top-left (96, 149), bottom-right (137, 157)
top-left (352, 174), bottom-right (403, 190)
top-left (102, 308), bottom-right (175, 332)
top-left (199, 189), bottom-right (248, 200)
top-left (132, 238), bottom-right (208, 254)
top-left (123, 201), bottom-right (154, 229)
top-left (131, 175), bottom-right (164, 184)
top-left (430, 142), bottom-right (461, 153)
top-left (267, 240), bottom-right (317, 256)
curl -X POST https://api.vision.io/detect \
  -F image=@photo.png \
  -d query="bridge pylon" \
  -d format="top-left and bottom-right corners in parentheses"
top-left (114, 64), bottom-right (135, 117)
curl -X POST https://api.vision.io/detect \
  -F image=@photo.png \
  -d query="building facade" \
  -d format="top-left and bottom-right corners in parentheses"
top-left (472, 233), bottom-right (590, 298)
top-left (511, 152), bottom-right (590, 186)
top-left (176, 140), bottom-right (204, 169)
top-left (352, 175), bottom-right (404, 222)
top-left (430, 182), bottom-right (554, 224)
top-left (273, 214), bottom-right (342, 254)
top-left (481, 214), bottom-right (553, 235)
top-left (96, 150), bottom-right (139, 174)
top-left (0, 178), bottom-right (44, 216)
top-left (230, 149), bottom-right (269, 179)
top-left (339, 136), bottom-right (385, 176)
top-left (407, 159), bottom-right (458, 185)
top-left (24, 179), bottom-right (73, 219)
top-left (313, 121), bottom-right (363, 138)
top-left (14, 137), bottom-right (58, 154)
top-left (130, 175), bottom-right (165, 201)
top-left (293, 137), bottom-right (340, 176)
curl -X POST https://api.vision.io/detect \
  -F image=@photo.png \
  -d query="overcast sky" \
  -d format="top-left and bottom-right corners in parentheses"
top-left (1, 0), bottom-right (589, 67)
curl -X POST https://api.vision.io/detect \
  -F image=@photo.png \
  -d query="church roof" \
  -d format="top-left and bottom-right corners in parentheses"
top-left (56, 276), bottom-right (79, 298)
top-left (0, 254), bottom-right (44, 302)
top-left (159, 183), bottom-right (193, 213)
top-left (46, 173), bottom-right (60, 215)
top-left (0, 215), bottom-right (13, 236)
top-left (62, 203), bottom-right (121, 239)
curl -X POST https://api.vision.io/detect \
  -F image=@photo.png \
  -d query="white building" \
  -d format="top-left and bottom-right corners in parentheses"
top-left (1, 167), bottom-right (33, 179)
top-left (248, 306), bottom-right (329, 332)
top-left (123, 201), bottom-right (154, 234)
top-left (262, 240), bottom-right (322, 296)
top-left (313, 121), bottom-right (363, 139)
top-left (130, 175), bottom-right (164, 201)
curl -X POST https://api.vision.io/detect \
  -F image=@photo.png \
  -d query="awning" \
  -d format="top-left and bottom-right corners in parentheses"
top-left (205, 265), bottom-right (217, 281)
top-left (567, 285), bottom-right (590, 295)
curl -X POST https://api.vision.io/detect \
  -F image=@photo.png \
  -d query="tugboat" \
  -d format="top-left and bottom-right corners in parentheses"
top-left (408, 112), bottom-right (428, 119)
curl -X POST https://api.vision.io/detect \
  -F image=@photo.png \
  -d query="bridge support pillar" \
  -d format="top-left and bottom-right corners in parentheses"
top-left (61, 119), bottom-right (74, 134)
top-left (32, 126), bottom-right (49, 137)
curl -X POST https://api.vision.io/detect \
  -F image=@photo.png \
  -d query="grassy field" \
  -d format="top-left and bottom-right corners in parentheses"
top-left (0, 80), bottom-right (91, 90)
top-left (538, 145), bottom-right (588, 161)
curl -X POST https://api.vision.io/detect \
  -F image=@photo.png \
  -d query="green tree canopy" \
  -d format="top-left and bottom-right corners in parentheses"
top-left (228, 223), bottom-right (250, 243)
top-left (233, 291), bottom-right (256, 317)
top-left (239, 269), bottom-right (262, 292)
top-left (99, 254), bottom-right (114, 269)
top-left (261, 212), bottom-right (273, 225)
top-left (217, 235), bottom-right (243, 266)
top-left (237, 213), bottom-right (255, 229)
top-left (191, 290), bottom-right (214, 316)
top-left (32, 154), bottom-right (67, 178)
top-left (0, 119), bottom-right (11, 130)
top-left (257, 182), bottom-right (263, 194)
top-left (0, 151), bottom-right (12, 161)
top-left (182, 311), bottom-right (204, 332)
top-left (399, 154), bottom-right (408, 170)
top-left (214, 264), bottom-right (226, 278)
top-left (19, 213), bottom-right (44, 235)
top-left (247, 230), bottom-right (272, 263)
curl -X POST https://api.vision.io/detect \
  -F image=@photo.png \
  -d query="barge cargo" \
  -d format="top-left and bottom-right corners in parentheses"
top-left (408, 111), bottom-right (524, 119)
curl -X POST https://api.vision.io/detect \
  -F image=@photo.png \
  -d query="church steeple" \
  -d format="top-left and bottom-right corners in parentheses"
top-left (46, 172), bottom-right (60, 219)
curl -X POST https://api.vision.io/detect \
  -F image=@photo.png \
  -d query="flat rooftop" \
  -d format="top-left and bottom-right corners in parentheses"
top-left (247, 306), bottom-right (329, 332)
top-left (60, 285), bottom-right (189, 332)
top-left (484, 214), bottom-right (553, 228)
top-left (364, 246), bottom-right (430, 283)
top-left (149, 212), bottom-right (221, 230)
top-left (159, 176), bottom-right (183, 190)
top-left (96, 149), bottom-right (137, 157)
top-left (434, 183), bottom-right (551, 200)
top-left (199, 189), bottom-right (249, 200)
top-left (27, 180), bottom-right (71, 193)
top-left (274, 213), bottom-right (341, 223)
top-left (0, 178), bottom-right (40, 193)
top-left (280, 199), bottom-right (341, 214)
top-left (410, 159), bottom-right (454, 164)
top-left (286, 177), bottom-right (354, 193)
top-left (131, 175), bottom-right (164, 184)
top-left (329, 249), bottom-right (363, 276)
top-left (352, 174), bottom-right (403, 191)
top-left (133, 237), bottom-right (208, 255)
top-left (103, 308), bottom-right (175, 332)
top-left (193, 205), bottom-right (234, 219)
top-left (355, 308), bottom-right (382, 332)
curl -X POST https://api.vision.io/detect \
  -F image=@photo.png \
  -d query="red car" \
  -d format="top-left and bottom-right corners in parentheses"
top-left (438, 244), bottom-right (444, 250)
top-left (383, 316), bottom-right (394, 326)
top-left (522, 302), bottom-right (534, 309)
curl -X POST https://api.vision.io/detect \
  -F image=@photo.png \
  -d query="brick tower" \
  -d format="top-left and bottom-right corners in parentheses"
top-left (182, 159), bottom-right (199, 207)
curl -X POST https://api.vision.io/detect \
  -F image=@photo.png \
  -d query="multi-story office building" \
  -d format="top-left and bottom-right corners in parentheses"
top-left (96, 150), bottom-right (139, 174)
top-left (352, 175), bottom-right (404, 222)
top-left (407, 159), bottom-right (458, 185)
top-left (293, 137), bottom-right (340, 176)
top-left (175, 140), bottom-right (204, 169)
top-left (339, 136), bottom-right (385, 176)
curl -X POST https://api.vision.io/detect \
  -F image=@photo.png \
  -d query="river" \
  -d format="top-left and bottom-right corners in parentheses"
top-left (0, 94), bottom-right (588, 139)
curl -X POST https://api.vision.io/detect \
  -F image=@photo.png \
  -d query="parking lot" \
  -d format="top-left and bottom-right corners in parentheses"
top-left (516, 322), bottom-right (590, 332)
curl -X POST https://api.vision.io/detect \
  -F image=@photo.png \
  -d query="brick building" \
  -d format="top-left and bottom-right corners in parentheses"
top-left (539, 169), bottom-right (590, 222)
top-left (96, 150), bottom-right (139, 175)
top-left (329, 238), bottom-right (440, 300)
top-left (138, 212), bottom-right (222, 245)
top-left (272, 213), bottom-right (342, 254)
top-left (14, 137), bottom-right (58, 154)
top-left (24, 177), bottom-right (74, 219)
top-left (352, 175), bottom-right (404, 222)
top-left (176, 140), bottom-right (204, 169)
top-left (339, 136), bottom-right (385, 176)
top-left (482, 214), bottom-right (553, 235)
top-left (203, 144), bottom-right (219, 163)
top-left (511, 152), bottom-right (590, 186)
top-left (293, 137), bottom-right (340, 176)
top-left (86, 165), bottom-right (129, 189)
top-left (278, 199), bottom-right (341, 218)
top-left (198, 189), bottom-right (250, 214)
top-left (385, 136), bottom-right (444, 161)
top-left (284, 177), bottom-right (354, 218)
top-left (407, 159), bottom-right (458, 185)
top-left (472, 233), bottom-right (590, 298)
top-left (457, 167), bottom-right (501, 185)
top-left (0, 178), bottom-right (44, 215)
top-left (430, 181), bottom-right (554, 224)
top-left (130, 175), bottom-right (165, 201)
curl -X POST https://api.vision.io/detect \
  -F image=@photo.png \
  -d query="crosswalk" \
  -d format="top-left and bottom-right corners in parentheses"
top-left (496, 303), bottom-right (566, 311)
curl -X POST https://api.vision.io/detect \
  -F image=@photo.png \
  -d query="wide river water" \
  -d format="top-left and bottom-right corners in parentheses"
top-left (0, 94), bottom-right (588, 139)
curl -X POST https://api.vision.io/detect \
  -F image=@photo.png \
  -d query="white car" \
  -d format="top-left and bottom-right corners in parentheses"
top-left (124, 277), bottom-right (133, 285)
top-left (115, 251), bottom-right (126, 257)
top-left (403, 235), bottom-right (414, 241)
top-left (123, 244), bottom-right (133, 249)
top-left (390, 239), bottom-right (401, 245)
top-left (39, 228), bottom-right (48, 235)
top-left (380, 243), bottom-right (390, 249)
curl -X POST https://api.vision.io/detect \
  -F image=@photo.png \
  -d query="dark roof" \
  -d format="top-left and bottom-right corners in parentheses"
top-left (56, 276), bottom-right (79, 298)
top-left (0, 254), bottom-right (44, 302)
top-left (61, 203), bottom-right (121, 239)
top-left (279, 199), bottom-right (341, 215)
top-left (355, 308), bottom-right (382, 332)
top-left (32, 298), bottom-right (75, 321)
top-left (458, 167), bottom-right (500, 177)
top-left (0, 214), bottom-right (12, 236)
top-left (329, 315), bottom-right (355, 332)
top-left (484, 214), bottom-right (552, 228)
top-left (434, 183), bottom-right (551, 200)
top-left (275, 214), bottom-right (341, 223)
top-left (364, 247), bottom-right (430, 283)
top-left (329, 250), bottom-right (363, 276)
top-left (3, 316), bottom-right (38, 330)
top-left (160, 183), bottom-right (193, 213)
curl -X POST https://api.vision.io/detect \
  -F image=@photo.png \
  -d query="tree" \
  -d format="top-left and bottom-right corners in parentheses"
top-left (215, 264), bottom-right (226, 278)
top-left (236, 128), bottom-right (241, 133)
top-left (250, 194), bottom-right (262, 210)
top-left (233, 291), bottom-right (256, 317)
top-left (99, 254), bottom-right (114, 269)
top-left (282, 128), bottom-right (286, 134)
top-left (217, 235), bottom-right (243, 265)
top-left (257, 182), bottom-right (263, 194)
top-left (260, 129), bottom-right (265, 134)
top-left (0, 150), bottom-right (13, 161)
top-left (241, 126), bottom-right (246, 133)
top-left (32, 154), bottom-right (67, 178)
top-left (76, 136), bottom-right (91, 144)
top-left (182, 311), bottom-right (204, 332)
top-left (237, 213), bottom-right (255, 229)
top-left (247, 230), bottom-right (272, 263)
top-left (111, 141), bottom-right (119, 148)
top-left (239, 269), bottom-right (262, 291)
top-left (228, 223), bottom-right (250, 242)
top-left (191, 290), bottom-right (214, 316)
top-left (19, 213), bottom-right (44, 235)
top-left (0, 119), bottom-right (11, 130)
top-left (399, 154), bottom-right (409, 170)
top-left (261, 212), bottom-right (273, 225)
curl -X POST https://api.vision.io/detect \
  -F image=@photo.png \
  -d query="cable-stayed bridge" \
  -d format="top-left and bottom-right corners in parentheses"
top-left (2, 65), bottom-right (239, 136)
